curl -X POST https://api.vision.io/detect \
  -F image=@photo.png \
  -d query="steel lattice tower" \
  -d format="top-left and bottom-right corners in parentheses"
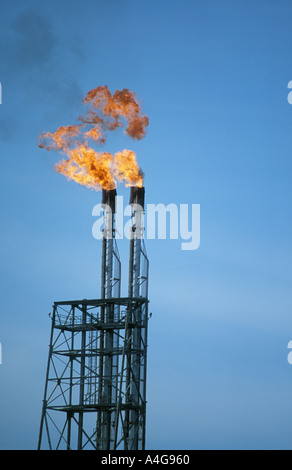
top-left (38, 187), bottom-right (149, 450)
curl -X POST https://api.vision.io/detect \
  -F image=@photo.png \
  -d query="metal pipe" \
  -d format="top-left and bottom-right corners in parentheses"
top-left (99, 188), bottom-right (117, 449)
top-left (128, 186), bottom-right (144, 298)
top-left (128, 186), bottom-right (145, 449)
top-left (101, 189), bottom-right (116, 300)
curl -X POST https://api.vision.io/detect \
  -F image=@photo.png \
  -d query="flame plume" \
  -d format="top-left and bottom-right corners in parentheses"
top-left (38, 86), bottom-right (148, 190)
top-left (38, 125), bottom-right (82, 151)
top-left (55, 145), bottom-right (116, 191)
top-left (82, 86), bottom-right (149, 140)
top-left (114, 150), bottom-right (143, 188)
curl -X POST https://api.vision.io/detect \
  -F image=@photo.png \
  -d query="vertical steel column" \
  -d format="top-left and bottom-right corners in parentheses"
top-left (37, 305), bottom-right (57, 450)
top-left (98, 189), bottom-right (116, 449)
top-left (77, 304), bottom-right (87, 449)
top-left (127, 186), bottom-right (145, 450)
top-left (67, 305), bottom-right (75, 449)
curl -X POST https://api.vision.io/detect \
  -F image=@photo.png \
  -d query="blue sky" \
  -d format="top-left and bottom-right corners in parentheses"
top-left (0, 0), bottom-right (292, 450)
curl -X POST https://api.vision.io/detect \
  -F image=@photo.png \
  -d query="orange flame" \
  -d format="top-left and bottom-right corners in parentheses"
top-left (55, 145), bottom-right (116, 191)
top-left (82, 86), bottom-right (149, 140)
top-left (38, 125), bottom-right (82, 151)
top-left (38, 86), bottom-right (148, 190)
top-left (114, 150), bottom-right (143, 188)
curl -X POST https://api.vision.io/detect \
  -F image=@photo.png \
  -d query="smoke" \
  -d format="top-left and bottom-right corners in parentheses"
top-left (10, 10), bottom-right (56, 68)
top-left (0, 9), bottom-right (84, 141)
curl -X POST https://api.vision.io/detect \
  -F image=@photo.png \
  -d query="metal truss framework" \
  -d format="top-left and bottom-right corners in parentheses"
top-left (38, 187), bottom-right (149, 451)
top-left (38, 296), bottom-right (149, 450)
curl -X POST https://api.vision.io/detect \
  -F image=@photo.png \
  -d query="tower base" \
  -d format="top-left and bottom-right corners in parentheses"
top-left (38, 297), bottom-right (149, 450)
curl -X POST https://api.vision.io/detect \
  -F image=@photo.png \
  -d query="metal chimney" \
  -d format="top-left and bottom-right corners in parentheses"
top-left (101, 188), bottom-right (117, 300)
top-left (125, 186), bottom-right (149, 450)
top-left (38, 186), bottom-right (149, 451)
top-left (98, 188), bottom-right (120, 449)
top-left (128, 186), bottom-right (145, 298)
